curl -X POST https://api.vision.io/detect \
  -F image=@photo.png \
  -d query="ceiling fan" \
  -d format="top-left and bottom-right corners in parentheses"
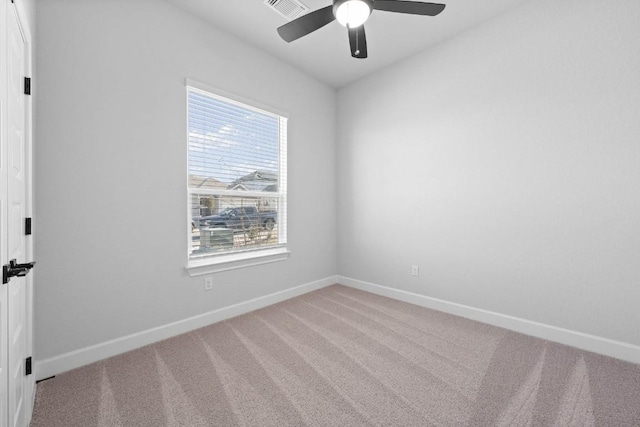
top-left (277, 0), bottom-right (446, 59)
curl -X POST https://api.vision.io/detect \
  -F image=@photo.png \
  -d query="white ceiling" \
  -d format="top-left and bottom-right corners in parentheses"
top-left (165, 0), bottom-right (527, 88)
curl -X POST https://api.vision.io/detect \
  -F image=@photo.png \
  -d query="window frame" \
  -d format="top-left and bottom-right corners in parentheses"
top-left (184, 79), bottom-right (289, 276)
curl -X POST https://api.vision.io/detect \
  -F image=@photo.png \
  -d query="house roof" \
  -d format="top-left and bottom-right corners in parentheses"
top-left (229, 170), bottom-right (278, 192)
top-left (188, 175), bottom-right (228, 190)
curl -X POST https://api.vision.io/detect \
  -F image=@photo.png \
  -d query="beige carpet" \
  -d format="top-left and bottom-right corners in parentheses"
top-left (31, 285), bottom-right (640, 426)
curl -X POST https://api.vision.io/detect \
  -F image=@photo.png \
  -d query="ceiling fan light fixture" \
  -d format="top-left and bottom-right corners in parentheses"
top-left (334, 0), bottom-right (372, 28)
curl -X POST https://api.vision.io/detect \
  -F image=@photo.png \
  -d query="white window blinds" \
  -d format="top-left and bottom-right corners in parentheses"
top-left (187, 86), bottom-right (287, 259)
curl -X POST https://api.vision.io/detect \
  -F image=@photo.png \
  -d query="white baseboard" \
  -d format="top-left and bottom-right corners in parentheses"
top-left (37, 274), bottom-right (640, 380)
top-left (36, 276), bottom-right (337, 380)
top-left (337, 276), bottom-right (640, 365)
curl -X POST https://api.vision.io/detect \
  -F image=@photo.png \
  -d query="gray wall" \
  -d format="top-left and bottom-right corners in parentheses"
top-left (337, 0), bottom-right (640, 345)
top-left (36, 0), bottom-right (640, 364)
top-left (35, 0), bottom-right (337, 360)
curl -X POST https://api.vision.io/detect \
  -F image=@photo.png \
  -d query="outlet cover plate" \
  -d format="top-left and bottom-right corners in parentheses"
top-left (411, 265), bottom-right (419, 276)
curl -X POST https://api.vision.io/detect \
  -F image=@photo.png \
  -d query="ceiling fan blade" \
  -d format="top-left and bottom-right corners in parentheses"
top-left (348, 26), bottom-right (368, 59)
top-left (373, 1), bottom-right (446, 16)
top-left (277, 5), bottom-right (336, 42)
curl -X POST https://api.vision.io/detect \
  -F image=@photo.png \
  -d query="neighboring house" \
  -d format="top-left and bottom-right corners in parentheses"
top-left (227, 170), bottom-right (279, 210)
top-left (190, 171), bottom-right (279, 220)
top-left (228, 170), bottom-right (278, 193)
top-left (188, 175), bottom-right (227, 217)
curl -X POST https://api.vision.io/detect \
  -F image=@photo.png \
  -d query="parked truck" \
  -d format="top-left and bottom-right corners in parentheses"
top-left (198, 206), bottom-right (277, 231)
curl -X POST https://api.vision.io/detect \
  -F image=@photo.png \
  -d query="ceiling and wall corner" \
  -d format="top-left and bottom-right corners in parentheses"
top-left (165, 0), bottom-right (529, 88)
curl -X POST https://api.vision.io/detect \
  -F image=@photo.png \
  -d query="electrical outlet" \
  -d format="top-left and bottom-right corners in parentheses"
top-left (204, 276), bottom-right (214, 291)
top-left (411, 265), bottom-right (419, 277)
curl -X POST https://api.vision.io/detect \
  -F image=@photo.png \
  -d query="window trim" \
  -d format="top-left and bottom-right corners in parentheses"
top-left (185, 79), bottom-right (289, 120)
top-left (186, 247), bottom-right (291, 276)
top-left (184, 79), bottom-right (289, 274)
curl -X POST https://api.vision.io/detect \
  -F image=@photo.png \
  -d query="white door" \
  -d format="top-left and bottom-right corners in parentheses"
top-left (0, 0), bottom-right (9, 424)
top-left (5, 2), bottom-right (31, 426)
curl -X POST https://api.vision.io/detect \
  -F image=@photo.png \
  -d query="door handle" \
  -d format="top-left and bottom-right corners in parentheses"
top-left (2, 259), bottom-right (36, 284)
top-left (9, 259), bottom-right (36, 272)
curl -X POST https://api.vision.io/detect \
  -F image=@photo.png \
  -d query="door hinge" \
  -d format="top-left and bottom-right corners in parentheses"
top-left (24, 77), bottom-right (31, 95)
top-left (2, 265), bottom-right (8, 285)
top-left (25, 217), bottom-right (32, 235)
top-left (25, 357), bottom-right (32, 376)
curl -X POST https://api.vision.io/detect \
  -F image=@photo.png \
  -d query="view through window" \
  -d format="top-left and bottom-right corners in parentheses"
top-left (187, 85), bottom-right (287, 260)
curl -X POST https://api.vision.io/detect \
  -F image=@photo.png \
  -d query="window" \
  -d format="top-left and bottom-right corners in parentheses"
top-left (186, 81), bottom-right (288, 274)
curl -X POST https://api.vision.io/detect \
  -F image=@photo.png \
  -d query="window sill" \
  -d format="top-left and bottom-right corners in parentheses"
top-left (186, 247), bottom-right (290, 276)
